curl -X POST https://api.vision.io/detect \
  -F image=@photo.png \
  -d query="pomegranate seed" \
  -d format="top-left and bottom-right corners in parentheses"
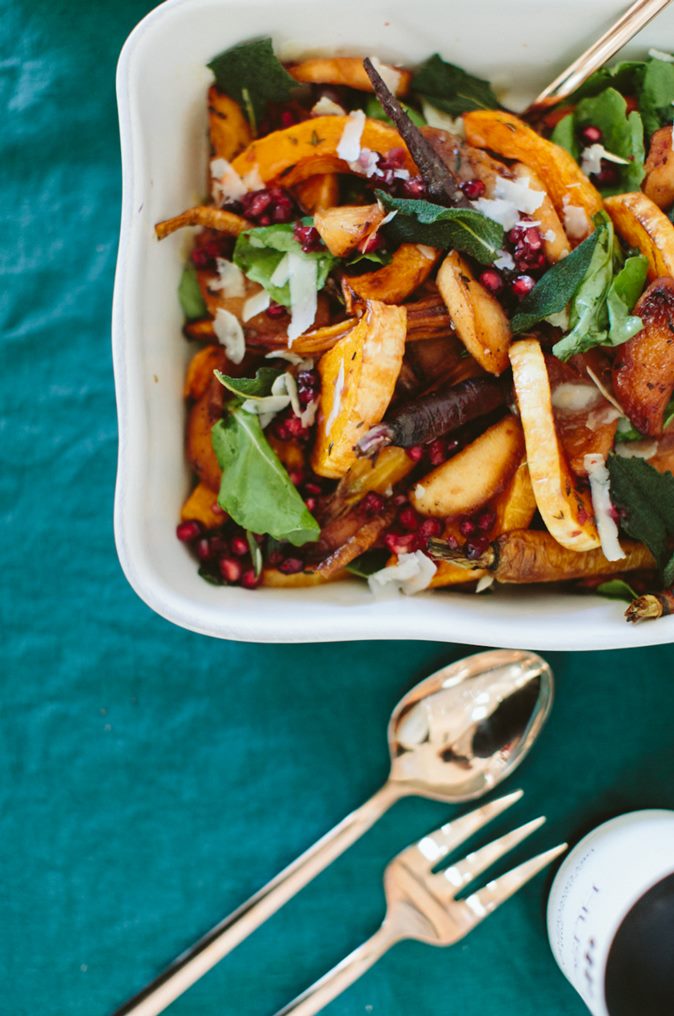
top-left (427, 439), bottom-right (446, 466)
top-left (379, 168), bottom-right (396, 188)
top-left (595, 163), bottom-right (621, 187)
top-left (278, 557), bottom-right (304, 575)
top-left (464, 535), bottom-right (490, 559)
top-left (384, 531), bottom-right (419, 555)
top-left (196, 538), bottom-right (213, 561)
top-left (257, 214), bottom-right (272, 225)
top-left (304, 497), bottom-right (317, 512)
top-left (524, 227), bottom-right (542, 250)
top-left (392, 493), bottom-right (408, 507)
top-left (190, 248), bottom-right (214, 269)
top-left (176, 520), bottom-right (202, 542)
top-left (419, 518), bottom-right (443, 541)
top-left (507, 225), bottom-right (526, 245)
top-left (459, 517), bottom-right (476, 537)
top-left (401, 176), bottom-right (426, 198)
top-left (398, 506), bottom-right (421, 531)
top-left (516, 249), bottom-right (546, 272)
top-left (240, 568), bottom-right (260, 589)
top-left (267, 548), bottom-right (284, 567)
top-left (445, 439), bottom-right (459, 457)
top-left (479, 269), bottom-right (503, 294)
top-left (304, 480), bottom-right (323, 496)
top-left (357, 230), bottom-right (384, 254)
top-left (476, 508), bottom-right (496, 532)
top-left (461, 178), bottom-right (486, 199)
top-left (280, 109), bottom-right (296, 128)
top-left (581, 124), bottom-right (602, 144)
top-left (362, 491), bottom-right (386, 516)
top-left (219, 557), bottom-right (242, 583)
top-left (511, 275), bottom-right (536, 298)
top-left (293, 223), bottom-right (322, 252)
top-left (244, 190), bottom-right (272, 217)
top-left (266, 302), bottom-right (286, 318)
top-left (379, 147), bottom-right (407, 170)
top-left (273, 421), bottom-right (291, 441)
top-left (406, 445), bottom-right (424, 462)
top-left (288, 469), bottom-right (305, 487)
top-left (284, 416), bottom-right (308, 439)
top-left (230, 535), bottom-right (249, 557)
top-left (210, 501), bottom-right (225, 516)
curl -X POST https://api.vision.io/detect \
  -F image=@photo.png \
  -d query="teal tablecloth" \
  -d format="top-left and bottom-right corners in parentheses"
top-left (2, 2), bottom-right (673, 1013)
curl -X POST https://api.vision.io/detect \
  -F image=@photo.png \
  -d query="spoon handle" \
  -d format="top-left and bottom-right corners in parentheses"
top-left (528, 0), bottom-right (672, 111)
top-left (112, 781), bottom-right (400, 1016)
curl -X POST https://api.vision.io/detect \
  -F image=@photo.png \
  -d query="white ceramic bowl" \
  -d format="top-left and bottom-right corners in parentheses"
top-left (113, 0), bottom-right (674, 649)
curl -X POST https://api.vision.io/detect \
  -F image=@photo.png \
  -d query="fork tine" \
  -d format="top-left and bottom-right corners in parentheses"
top-left (462, 841), bottom-right (568, 924)
top-left (412, 789), bottom-right (523, 865)
top-left (436, 815), bottom-right (546, 894)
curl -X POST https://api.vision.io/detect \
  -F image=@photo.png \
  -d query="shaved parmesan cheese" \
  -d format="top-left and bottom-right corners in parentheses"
top-left (368, 550), bottom-right (437, 597)
top-left (544, 229), bottom-right (557, 242)
top-left (649, 48), bottom-right (674, 62)
top-left (475, 575), bottom-right (494, 593)
top-left (337, 108), bottom-right (366, 162)
top-left (416, 244), bottom-right (438, 260)
top-left (615, 438), bottom-right (659, 459)
top-left (587, 404), bottom-right (621, 431)
top-left (494, 175), bottom-right (544, 215)
top-left (349, 147), bottom-right (381, 178)
top-left (584, 453), bottom-right (625, 561)
top-left (393, 168), bottom-right (410, 181)
top-left (242, 289), bottom-right (271, 321)
top-left (210, 158), bottom-right (246, 205)
top-left (283, 372), bottom-right (302, 419)
top-left (585, 365), bottom-right (625, 414)
top-left (264, 349), bottom-right (314, 369)
top-left (551, 383), bottom-right (602, 413)
top-left (208, 258), bottom-right (246, 297)
top-left (421, 100), bottom-right (464, 135)
top-left (213, 308), bottom-right (245, 363)
top-left (581, 143), bottom-right (629, 177)
top-left (286, 253), bottom-right (318, 343)
top-left (562, 197), bottom-right (590, 240)
top-left (242, 165), bottom-right (264, 191)
top-left (494, 249), bottom-right (516, 271)
top-left (311, 96), bottom-right (346, 116)
top-left (370, 56), bottom-right (402, 94)
top-left (242, 393), bottom-right (291, 416)
top-left (325, 360), bottom-right (345, 436)
top-left (300, 399), bottom-right (319, 428)
top-left (472, 196), bottom-right (520, 230)
top-left (270, 253), bottom-right (291, 288)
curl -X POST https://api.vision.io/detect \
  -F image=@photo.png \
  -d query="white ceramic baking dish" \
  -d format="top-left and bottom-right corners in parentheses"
top-left (113, 0), bottom-right (674, 648)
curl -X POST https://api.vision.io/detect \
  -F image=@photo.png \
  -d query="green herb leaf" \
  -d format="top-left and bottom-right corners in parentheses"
top-left (606, 254), bottom-right (648, 346)
top-left (550, 113), bottom-right (579, 159)
top-left (208, 37), bottom-right (298, 132)
top-left (233, 221), bottom-right (336, 307)
top-left (511, 229), bottom-right (600, 333)
top-left (596, 578), bottom-right (638, 603)
top-left (364, 95), bottom-right (426, 126)
top-left (663, 551), bottom-right (674, 588)
top-left (345, 247), bottom-right (392, 269)
top-left (640, 56), bottom-right (674, 138)
top-left (572, 60), bottom-right (646, 100)
top-left (211, 407), bottom-right (320, 546)
top-left (178, 264), bottom-right (207, 320)
top-left (615, 417), bottom-right (646, 443)
top-left (375, 190), bottom-right (504, 264)
top-left (607, 454), bottom-right (674, 570)
top-left (345, 548), bottom-right (390, 578)
top-left (411, 54), bottom-right (501, 116)
top-left (214, 367), bottom-right (282, 400)
top-left (552, 213), bottom-right (615, 360)
top-left (575, 88), bottom-right (645, 194)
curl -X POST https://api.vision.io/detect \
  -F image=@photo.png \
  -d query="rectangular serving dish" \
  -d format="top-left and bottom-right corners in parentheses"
top-left (113, 0), bottom-right (674, 649)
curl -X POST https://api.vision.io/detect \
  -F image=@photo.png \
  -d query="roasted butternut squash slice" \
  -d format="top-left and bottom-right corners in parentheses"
top-left (494, 458), bottom-right (537, 532)
top-left (604, 192), bottom-right (674, 280)
top-left (314, 203), bottom-right (385, 257)
top-left (208, 87), bottom-right (251, 161)
top-left (312, 300), bottom-right (407, 478)
top-left (511, 163), bottom-right (570, 263)
top-left (643, 125), bottom-right (674, 211)
top-left (184, 345), bottom-right (228, 401)
top-left (180, 482), bottom-right (224, 530)
top-left (509, 338), bottom-right (600, 552)
top-left (287, 57), bottom-right (411, 95)
top-left (463, 110), bottom-right (602, 240)
top-left (436, 251), bottom-right (511, 375)
top-left (294, 173), bottom-right (340, 213)
top-left (186, 393), bottom-right (222, 492)
top-left (344, 243), bottom-right (440, 308)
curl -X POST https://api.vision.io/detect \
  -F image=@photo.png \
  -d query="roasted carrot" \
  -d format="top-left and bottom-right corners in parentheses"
top-left (155, 206), bottom-right (250, 240)
top-left (625, 587), bottom-right (674, 623)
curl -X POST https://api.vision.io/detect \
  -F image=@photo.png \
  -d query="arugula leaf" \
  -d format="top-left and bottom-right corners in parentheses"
top-left (364, 95), bottom-right (426, 127)
top-left (664, 551), bottom-right (674, 588)
top-left (606, 254), bottom-right (648, 346)
top-left (640, 56), bottom-right (674, 138)
top-left (375, 190), bottom-right (504, 264)
top-left (607, 454), bottom-right (674, 570)
top-left (178, 264), bottom-right (207, 320)
top-left (208, 37), bottom-right (298, 132)
top-left (575, 88), bottom-right (645, 194)
top-left (214, 367), bottom-right (282, 400)
top-left (346, 548), bottom-right (390, 578)
top-left (411, 54), bottom-right (501, 115)
top-left (550, 113), bottom-right (579, 159)
top-left (552, 214), bottom-right (615, 360)
top-left (233, 222), bottom-right (336, 307)
top-left (212, 407), bottom-right (320, 546)
top-left (510, 229), bottom-right (600, 333)
top-left (596, 578), bottom-right (638, 603)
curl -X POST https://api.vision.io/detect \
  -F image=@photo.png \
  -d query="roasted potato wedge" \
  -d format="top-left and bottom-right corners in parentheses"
top-left (208, 86), bottom-right (251, 161)
top-left (436, 251), bottom-right (511, 375)
top-left (410, 415), bottom-right (524, 517)
top-left (180, 482), bottom-right (224, 530)
top-left (612, 277), bottom-right (674, 437)
top-left (511, 163), bottom-right (570, 262)
top-left (314, 203), bottom-right (385, 257)
top-left (643, 125), bottom-right (674, 210)
top-left (155, 206), bottom-right (250, 240)
top-left (231, 116), bottom-right (416, 186)
top-left (287, 57), bottom-right (411, 95)
top-left (294, 173), bottom-right (340, 213)
top-left (186, 392), bottom-right (222, 492)
top-left (343, 244), bottom-right (440, 308)
top-left (463, 111), bottom-right (602, 240)
top-left (184, 345), bottom-right (228, 401)
top-left (509, 338), bottom-right (599, 552)
top-left (312, 300), bottom-right (407, 478)
top-left (604, 192), bottom-right (674, 280)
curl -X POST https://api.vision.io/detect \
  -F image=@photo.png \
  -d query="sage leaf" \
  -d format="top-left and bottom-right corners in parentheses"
top-left (233, 221), bottom-right (336, 307)
top-left (178, 263), bottom-right (207, 320)
top-left (640, 56), bottom-right (674, 138)
top-left (411, 54), bottom-right (501, 115)
top-left (596, 578), bottom-right (638, 603)
top-left (607, 454), bottom-right (674, 570)
top-left (364, 95), bottom-right (426, 127)
top-left (214, 367), bottom-right (282, 400)
top-left (346, 549), bottom-right (390, 578)
top-left (552, 214), bottom-right (614, 360)
top-left (510, 229), bottom-right (600, 333)
top-left (375, 190), bottom-right (504, 264)
top-left (606, 255), bottom-right (648, 346)
top-left (212, 407), bottom-right (320, 546)
top-left (208, 37), bottom-right (298, 131)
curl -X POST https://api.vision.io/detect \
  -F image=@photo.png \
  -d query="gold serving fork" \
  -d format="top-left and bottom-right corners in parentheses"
top-left (276, 790), bottom-right (566, 1016)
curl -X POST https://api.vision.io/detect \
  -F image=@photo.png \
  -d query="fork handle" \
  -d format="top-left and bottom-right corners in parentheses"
top-left (275, 924), bottom-right (399, 1016)
top-left (112, 781), bottom-right (400, 1016)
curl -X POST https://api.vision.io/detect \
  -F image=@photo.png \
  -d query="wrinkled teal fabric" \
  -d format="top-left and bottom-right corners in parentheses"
top-left (2, 2), bottom-right (673, 1013)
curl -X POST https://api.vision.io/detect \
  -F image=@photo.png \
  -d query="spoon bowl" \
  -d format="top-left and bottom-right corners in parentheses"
top-left (388, 649), bottom-right (553, 801)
